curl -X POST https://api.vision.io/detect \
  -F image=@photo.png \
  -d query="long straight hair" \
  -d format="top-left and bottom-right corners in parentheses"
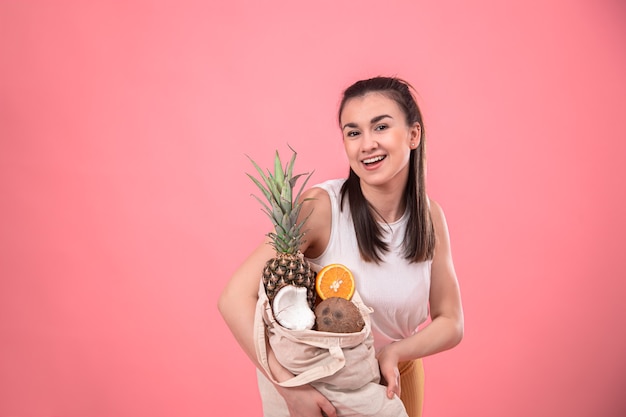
top-left (338, 77), bottom-right (435, 264)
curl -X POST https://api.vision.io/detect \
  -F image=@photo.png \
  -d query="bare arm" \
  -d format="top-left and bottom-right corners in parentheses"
top-left (218, 237), bottom-right (275, 366)
top-left (377, 199), bottom-right (464, 397)
top-left (217, 187), bottom-right (336, 417)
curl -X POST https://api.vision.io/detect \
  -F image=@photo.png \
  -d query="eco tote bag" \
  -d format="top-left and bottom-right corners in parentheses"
top-left (254, 281), bottom-right (408, 417)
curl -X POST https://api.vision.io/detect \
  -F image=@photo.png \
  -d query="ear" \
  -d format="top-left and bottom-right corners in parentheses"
top-left (409, 123), bottom-right (421, 149)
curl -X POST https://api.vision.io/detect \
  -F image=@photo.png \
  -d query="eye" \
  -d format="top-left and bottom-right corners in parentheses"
top-left (374, 124), bottom-right (388, 131)
top-left (346, 130), bottom-right (360, 138)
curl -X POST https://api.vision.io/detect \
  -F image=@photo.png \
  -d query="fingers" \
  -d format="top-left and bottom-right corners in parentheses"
top-left (377, 345), bottom-right (402, 400)
top-left (384, 367), bottom-right (401, 399)
top-left (319, 399), bottom-right (337, 417)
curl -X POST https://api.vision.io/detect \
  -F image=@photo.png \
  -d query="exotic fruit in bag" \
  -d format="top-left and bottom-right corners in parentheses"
top-left (247, 148), bottom-right (317, 330)
top-left (315, 297), bottom-right (365, 333)
top-left (314, 263), bottom-right (364, 333)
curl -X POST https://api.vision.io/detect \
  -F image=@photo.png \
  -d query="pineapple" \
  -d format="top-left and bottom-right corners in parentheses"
top-left (247, 148), bottom-right (317, 309)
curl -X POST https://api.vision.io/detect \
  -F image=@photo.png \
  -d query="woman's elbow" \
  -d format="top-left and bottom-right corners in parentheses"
top-left (451, 315), bottom-right (464, 347)
top-left (217, 287), bottom-right (233, 319)
top-left (217, 282), bottom-right (258, 323)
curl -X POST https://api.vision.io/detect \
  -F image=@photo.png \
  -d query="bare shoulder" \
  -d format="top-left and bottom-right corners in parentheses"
top-left (428, 198), bottom-right (446, 225)
top-left (302, 185), bottom-right (331, 200)
top-left (299, 186), bottom-right (332, 258)
top-left (428, 197), bottom-right (452, 245)
top-left (300, 186), bottom-right (331, 216)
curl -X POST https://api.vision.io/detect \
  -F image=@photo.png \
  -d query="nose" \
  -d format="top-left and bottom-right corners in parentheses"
top-left (361, 132), bottom-right (378, 152)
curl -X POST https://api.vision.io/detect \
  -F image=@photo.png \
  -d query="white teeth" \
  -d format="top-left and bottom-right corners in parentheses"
top-left (363, 155), bottom-right (385, 164)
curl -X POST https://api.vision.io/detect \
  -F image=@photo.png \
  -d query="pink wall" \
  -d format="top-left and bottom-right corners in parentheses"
top-left (1, 1), bottom-right (625, 416)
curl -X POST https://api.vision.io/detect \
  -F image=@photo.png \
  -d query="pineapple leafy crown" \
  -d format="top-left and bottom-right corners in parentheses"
top-left (247, 146), bottom-right (314, 254)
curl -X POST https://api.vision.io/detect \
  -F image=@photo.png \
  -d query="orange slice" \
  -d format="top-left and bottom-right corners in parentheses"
top-left (315, 263), bottom-right (355, 301)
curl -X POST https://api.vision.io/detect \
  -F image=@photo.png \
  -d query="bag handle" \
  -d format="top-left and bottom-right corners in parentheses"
top-left (254, 282), bottom-right (347, 387)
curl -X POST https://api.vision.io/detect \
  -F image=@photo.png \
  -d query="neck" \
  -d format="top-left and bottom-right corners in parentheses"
top-left (360, 181), bottom-right (406, 223)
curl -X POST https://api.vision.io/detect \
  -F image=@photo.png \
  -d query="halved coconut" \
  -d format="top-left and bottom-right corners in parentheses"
top-left (272, 285), bottom-right (315, 330)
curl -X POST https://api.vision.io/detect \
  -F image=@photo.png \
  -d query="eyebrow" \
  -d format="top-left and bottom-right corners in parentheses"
top-left (342, 114), bottom-right (393, 131)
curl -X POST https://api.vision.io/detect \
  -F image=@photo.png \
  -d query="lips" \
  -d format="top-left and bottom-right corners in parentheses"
top-left (362, 155), bottom-right (386, 165)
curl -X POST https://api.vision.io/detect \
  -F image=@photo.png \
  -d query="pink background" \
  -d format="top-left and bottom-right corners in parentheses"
top-left (1, 1), bottom-right (625, 416)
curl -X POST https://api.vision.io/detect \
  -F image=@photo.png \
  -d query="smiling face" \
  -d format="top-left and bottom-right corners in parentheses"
top-left (340, 92), bottom-right (421, 191)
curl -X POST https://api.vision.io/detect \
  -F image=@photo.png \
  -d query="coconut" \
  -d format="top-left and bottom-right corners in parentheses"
top-left (314, 297), bottom-right (365, 333)
top-left (272, 285), bottom-right (316, 330)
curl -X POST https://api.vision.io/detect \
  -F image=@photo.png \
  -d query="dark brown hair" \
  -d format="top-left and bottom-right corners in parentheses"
top-left (338, 76), bottom-right (435, 263)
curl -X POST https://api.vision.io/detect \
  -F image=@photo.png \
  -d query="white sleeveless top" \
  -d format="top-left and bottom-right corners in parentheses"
top-left (308, 179), bottom-right (432, 352)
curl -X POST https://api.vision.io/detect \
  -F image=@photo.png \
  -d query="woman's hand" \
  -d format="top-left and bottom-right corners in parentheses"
top-left (376, 343), bottom-right (401, 399)
top-left (268, 347), bottom-right (336, 417)
top-left (276, 384), bottom-right (337, 417)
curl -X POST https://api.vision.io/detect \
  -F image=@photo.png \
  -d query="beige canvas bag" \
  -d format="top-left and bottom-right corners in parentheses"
top-left (254, 281), bottom-right (408, 417)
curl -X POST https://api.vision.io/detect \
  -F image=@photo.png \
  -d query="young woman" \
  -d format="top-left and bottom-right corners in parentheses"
top-left (219, 76), bottom-right (464, 417)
